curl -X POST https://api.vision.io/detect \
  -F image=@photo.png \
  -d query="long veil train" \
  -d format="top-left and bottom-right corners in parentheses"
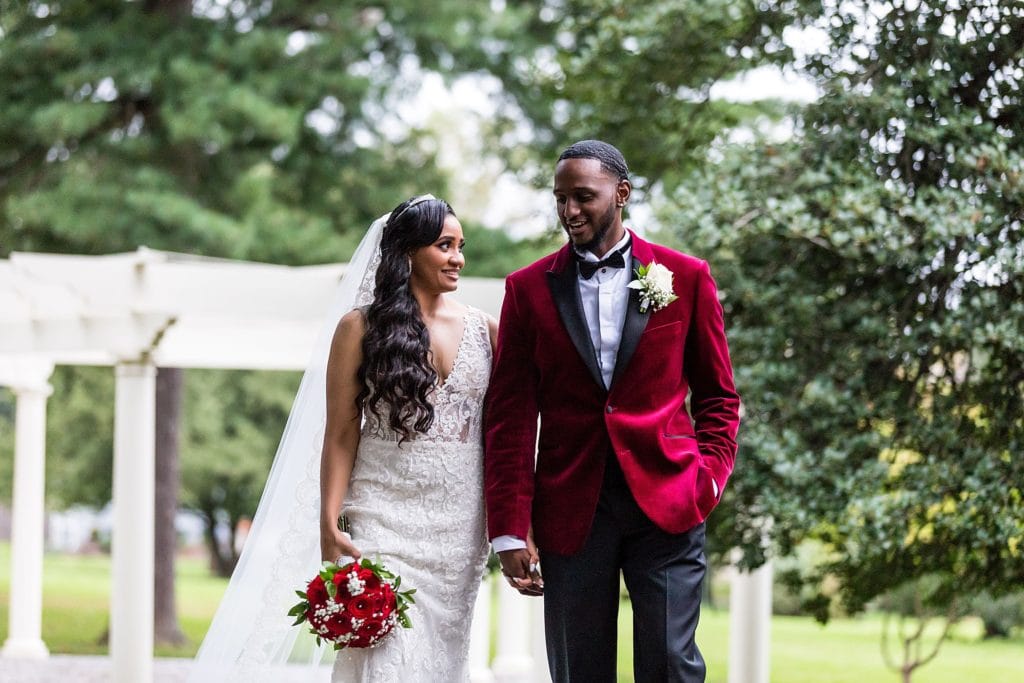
top-left (187, 211), bottom-right (393, 682)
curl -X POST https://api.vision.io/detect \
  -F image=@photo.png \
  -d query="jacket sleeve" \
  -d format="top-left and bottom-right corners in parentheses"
top-left (684, 260), bottom-right (741, 494)
top-left (484, 275), bottom-right (540, 542)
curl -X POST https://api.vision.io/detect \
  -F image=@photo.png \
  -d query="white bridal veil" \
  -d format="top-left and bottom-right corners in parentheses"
top-left (189, 197), bottom-right (434, 682)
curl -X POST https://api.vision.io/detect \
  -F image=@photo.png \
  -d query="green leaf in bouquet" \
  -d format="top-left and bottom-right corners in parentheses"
top-left (295, 589), bottom-right (309, 600)
top-left (326, 580), bottom-right (337, 599)
top-left (291, 614), bottom-right (306, 626)
top-left (287, 602), bottom-right (308, 617)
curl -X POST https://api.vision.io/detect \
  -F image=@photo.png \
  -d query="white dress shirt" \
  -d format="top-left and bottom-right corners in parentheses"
top-left (575, 232), bottom-right (633, 388)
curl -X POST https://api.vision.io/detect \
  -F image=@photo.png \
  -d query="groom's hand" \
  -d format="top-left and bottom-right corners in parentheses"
top-left (498, 548), bottom-right (543, 596)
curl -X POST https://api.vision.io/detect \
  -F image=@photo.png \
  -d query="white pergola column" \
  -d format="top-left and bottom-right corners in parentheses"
top-left (728, 560), bottom-right (773, 683)
top-left (469, 576), bottom-right (495, 683)
top-left (492, 584), bottom-right (534, 682)
top-left (110, 361), bottom-right (156, 683)
top-left (1, 368), bottom-right (54, 660)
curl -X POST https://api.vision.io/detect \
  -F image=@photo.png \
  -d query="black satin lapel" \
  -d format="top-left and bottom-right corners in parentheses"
top-left (611, 257), bottom-right (652, 388)
top-left (547, 267), bottom-right (605, 391)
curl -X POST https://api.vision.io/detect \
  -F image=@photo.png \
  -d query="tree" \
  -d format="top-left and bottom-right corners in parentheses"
top-left (0, 0), bottom-right (456, 263)
top-left (878, 575), bottom-right (966, 683)
top-left (661, 0), bottom-right (1024, 636)
top-left (473, 0), bottom-right (825, 192)
top-left (154, 367), bottom-right (185, 645)
top-left (179, 368), bottom-right (300, 576)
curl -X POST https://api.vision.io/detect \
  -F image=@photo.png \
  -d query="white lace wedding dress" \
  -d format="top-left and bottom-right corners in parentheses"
top-left (332, 306), bottom-right (492, 682)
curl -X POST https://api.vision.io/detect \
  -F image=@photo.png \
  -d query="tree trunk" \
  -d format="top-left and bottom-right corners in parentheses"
top-left (202, 506), bottom-right (238, 578)
top-left (154, 367), bottom-right (186, 646)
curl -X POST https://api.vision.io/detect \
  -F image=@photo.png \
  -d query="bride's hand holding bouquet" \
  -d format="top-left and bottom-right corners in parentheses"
top-left (321, 516), bottom-right (361, 566)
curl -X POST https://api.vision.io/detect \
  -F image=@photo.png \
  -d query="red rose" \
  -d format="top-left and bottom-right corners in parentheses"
top-left (306, 575), bottom-right (328, 604)
top-left (348, 595), bottom-right (374, 619)
top-left (362, 572), bottom-right (382, 592)
top-left (367, 589), bottom-right (394, 617)
top-left (360, 617), bottom-right (388, 638)
top-left (331, 570), bottom-right (347, 595)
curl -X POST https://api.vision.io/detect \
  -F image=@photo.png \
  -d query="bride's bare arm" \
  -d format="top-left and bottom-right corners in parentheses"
top-left (320, 309), bottom-right (367, 562)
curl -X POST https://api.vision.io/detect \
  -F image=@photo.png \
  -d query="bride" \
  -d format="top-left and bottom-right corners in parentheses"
top-left (189, 195), bottom-right (502, 682)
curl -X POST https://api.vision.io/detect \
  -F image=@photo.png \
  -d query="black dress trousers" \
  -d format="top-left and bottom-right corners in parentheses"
top-left (540, 453), bottom-right (708, 682)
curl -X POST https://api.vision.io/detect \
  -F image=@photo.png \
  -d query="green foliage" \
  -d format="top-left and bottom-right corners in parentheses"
top-left (664, 0), bottom-right (1024, 617)
top-left (45, 366), bottom-right (115, 507)
top-left (0, 0), bottom-right (479, 262)
top-left (479, 0), bottom-right (824, 191)
top-left (461, 222), bottom-right (560, 278)
top-left (178, 368), bottom-right (300, 571)
top-left (0, 389), bottom-right (12, 504)
top-left (0, 368), bottom-right (116, 510)
top-left (772, 540), bottom-right (846, 619)
top-left (971, 591), bottom-right (1024, 639)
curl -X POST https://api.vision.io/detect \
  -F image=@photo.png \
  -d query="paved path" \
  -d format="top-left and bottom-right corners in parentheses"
top-left (0, 656), bottom-right (191, 683)
top-left (0, 656), bottom-right (335, 682)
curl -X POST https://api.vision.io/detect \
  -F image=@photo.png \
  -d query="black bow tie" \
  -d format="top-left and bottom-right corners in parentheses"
top-left (576, 243), bottom-right (629, 280)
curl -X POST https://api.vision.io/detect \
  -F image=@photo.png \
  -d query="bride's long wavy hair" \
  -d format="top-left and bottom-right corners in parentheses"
top-left (359, 196), bottom-right (455, 442)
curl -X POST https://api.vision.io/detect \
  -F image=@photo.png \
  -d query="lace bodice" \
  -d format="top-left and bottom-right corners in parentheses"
top-left (361, 307), bottom-right (491, 445)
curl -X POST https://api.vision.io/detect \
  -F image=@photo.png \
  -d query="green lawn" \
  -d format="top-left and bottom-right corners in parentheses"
top-left (619, 608), bottom-right (1020, 683)
top-left (1, 542), bottom-right (1020, 681)
top-left (0, 542), bottom-right (227, 658)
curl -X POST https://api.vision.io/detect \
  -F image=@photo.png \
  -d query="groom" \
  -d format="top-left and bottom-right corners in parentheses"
top-left (484, 140), bottom-right (740, 682)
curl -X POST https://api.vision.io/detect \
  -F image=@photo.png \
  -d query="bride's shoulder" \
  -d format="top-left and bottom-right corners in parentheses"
top-left (457, 303), bottom-right (498, 348)
top-left (333, 308), bottom-right (367, 346)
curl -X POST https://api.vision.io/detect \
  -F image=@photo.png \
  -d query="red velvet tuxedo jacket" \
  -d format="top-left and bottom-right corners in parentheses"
top-left (484, 230), bottom-right (740, 555)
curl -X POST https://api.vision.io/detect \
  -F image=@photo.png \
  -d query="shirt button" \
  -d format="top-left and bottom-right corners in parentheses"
top-left (606, 405), bottom-right (614, 414)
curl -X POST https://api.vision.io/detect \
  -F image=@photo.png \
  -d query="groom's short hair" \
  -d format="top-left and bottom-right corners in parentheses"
top-left (558, 140), bottom-right (629, 182)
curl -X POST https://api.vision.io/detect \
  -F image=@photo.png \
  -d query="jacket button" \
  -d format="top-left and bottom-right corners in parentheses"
top-left (606, 405), bottom-right (614, 414)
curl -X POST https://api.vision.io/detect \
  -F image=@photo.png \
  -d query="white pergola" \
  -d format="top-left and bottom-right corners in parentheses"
top-left (0, 248), bottom-right (771, 683)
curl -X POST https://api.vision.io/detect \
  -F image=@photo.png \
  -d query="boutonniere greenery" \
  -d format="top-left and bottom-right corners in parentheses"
top-left (628, 262), bottom-right (678, 313)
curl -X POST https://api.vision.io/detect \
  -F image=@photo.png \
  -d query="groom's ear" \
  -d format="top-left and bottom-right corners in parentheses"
top-left (616, 178), bottom-right (632, 207)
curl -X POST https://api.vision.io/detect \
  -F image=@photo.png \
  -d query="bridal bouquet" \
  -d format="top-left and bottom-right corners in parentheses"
top-left (289, 558), bottom-right (415, 649)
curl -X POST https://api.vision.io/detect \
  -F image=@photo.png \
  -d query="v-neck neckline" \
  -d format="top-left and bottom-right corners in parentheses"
top-left (434, 309), bottom-right (471, 391)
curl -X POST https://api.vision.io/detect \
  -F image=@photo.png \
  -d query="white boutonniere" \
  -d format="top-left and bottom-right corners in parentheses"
top-left (628, 262), bottom-right (678, 313)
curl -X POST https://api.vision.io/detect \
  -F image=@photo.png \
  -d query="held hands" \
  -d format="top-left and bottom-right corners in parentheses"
top-left (497, 529), bottom-right (543, 596)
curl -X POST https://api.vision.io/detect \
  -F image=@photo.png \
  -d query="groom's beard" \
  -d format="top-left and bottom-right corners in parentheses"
top-left (575, 202), bottom-right (618, 254)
